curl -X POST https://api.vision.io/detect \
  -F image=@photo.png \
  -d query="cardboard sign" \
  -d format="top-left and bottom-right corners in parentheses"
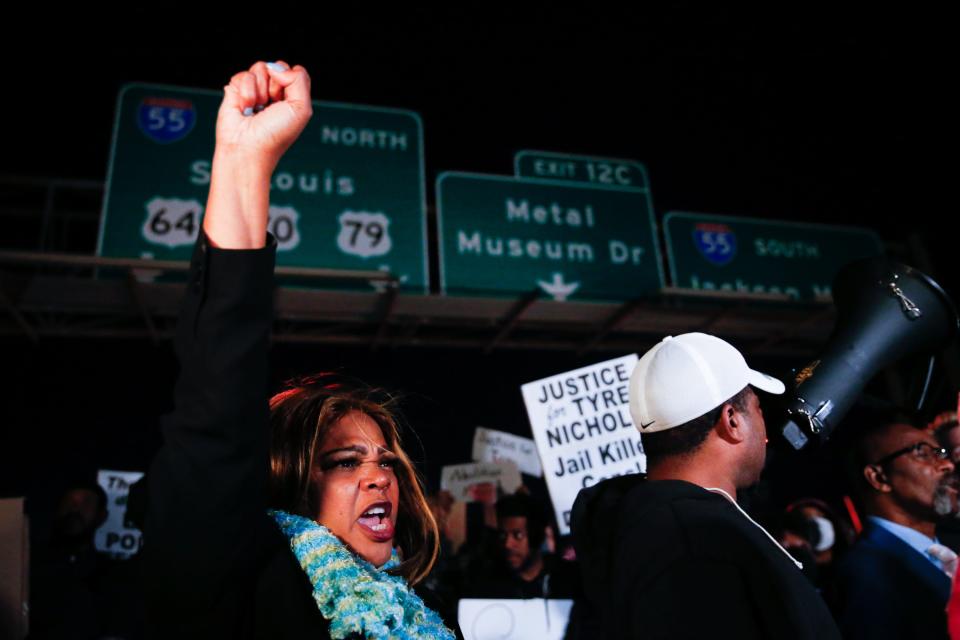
top-left (522, 354), bottom-right (644, 535)
top-left (472, 427), bottom-right (543, 477)
top-left (440, 461), bottom-right (523, 501)
top-left (458, 598), bottom-right (574, 640)
top-left (0, 498), bottom-right (28, 638)
top-left (95, 469), bottom-right (144, 559)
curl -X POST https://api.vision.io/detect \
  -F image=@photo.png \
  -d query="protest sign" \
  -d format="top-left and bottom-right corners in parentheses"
top-left (458, 598), bottom-right (574, 640)
top-left (521, 354), bottom-right (644, 534)
top-left (472, 426), bottom-right (543, 477)
top-left (95, 469), bottom-right (144, 559)
top-left (0, 498), bottom-right (28, 637)
top-left (440, 460), bottom-right (522, 501)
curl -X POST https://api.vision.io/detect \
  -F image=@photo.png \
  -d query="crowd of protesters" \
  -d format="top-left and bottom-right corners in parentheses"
top-left (15, 60), bottom-right (960, 640)
top-left (24, 404), bottom-right (960, 639)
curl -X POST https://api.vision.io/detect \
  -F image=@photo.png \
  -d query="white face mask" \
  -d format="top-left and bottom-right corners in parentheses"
top-left (811, 516), bottom-right (835, 552)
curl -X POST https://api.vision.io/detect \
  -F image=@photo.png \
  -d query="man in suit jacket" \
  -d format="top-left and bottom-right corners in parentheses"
top-left (837, 420), bottom-right (958, 639)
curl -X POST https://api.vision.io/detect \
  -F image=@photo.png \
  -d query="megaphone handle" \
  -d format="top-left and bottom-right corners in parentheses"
top-left (888, 279), bottom-right (922, 320)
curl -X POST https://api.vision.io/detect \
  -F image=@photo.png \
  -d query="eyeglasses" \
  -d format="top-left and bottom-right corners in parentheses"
top-left (871, 442), bottom-right (950, 467)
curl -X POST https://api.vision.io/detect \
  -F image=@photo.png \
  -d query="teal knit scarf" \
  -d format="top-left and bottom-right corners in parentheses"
top-left (269, 509), bottom-right (454, 640)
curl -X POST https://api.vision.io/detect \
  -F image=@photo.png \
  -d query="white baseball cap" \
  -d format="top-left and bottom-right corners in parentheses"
top-left (629, 332), bottom-right (785, 433)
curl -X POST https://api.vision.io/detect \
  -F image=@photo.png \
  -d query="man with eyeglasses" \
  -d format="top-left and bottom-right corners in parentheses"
top-left (837, 420), bottom-right (959, 639)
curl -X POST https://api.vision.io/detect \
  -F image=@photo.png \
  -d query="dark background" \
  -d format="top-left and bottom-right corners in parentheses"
top-left (1, 7), bottom-right (953, 533)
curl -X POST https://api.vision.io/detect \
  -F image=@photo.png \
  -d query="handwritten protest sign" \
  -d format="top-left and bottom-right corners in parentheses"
top-left (472, 426), bottom-right (543, 477)
top-left (440, 460), bottom-right (522, 501)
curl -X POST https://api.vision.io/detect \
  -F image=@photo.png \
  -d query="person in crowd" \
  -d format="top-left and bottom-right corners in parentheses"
top-left (776, 507), bottom-right (825, 586)
top-left (421, 481), bottom-right (503, 623)
top-left (570, 333), bottom-right (841, 638)
top-left (787, 498), bottom-right (853, 567)
top-left (932, 411), bottom-right (960, 464)
top-left (48, 481), bottom-right (108, 559)
top-left (836, 418), bottom-right (958, 639)
top-left (468, 492), bottom-right (579, 600)
top-left (931, 411), bottom-right (960, 550)
top-left (30, 480), bottom-right (142, 639)
top-left (778, 497), bottom-right (854, 596)
top-left (143, 61), bottom-right (453, 639)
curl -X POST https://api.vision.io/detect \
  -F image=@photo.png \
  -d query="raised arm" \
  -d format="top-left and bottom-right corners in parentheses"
top-left (204, 61), bottom-right (312, 248)
top-left (144, 61), bottom-right (311, 637)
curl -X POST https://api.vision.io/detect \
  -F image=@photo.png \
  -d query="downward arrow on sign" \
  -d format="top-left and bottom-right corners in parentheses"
top-left (537, 272), bottom-right (580, 301)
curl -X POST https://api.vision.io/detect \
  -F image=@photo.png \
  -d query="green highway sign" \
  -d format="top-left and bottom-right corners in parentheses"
top-left (514, 150), bottom-right (649, 189)
top-left (436, 172), bottom-right (664, 301)
top-left (663, 211), bottom-right (884, 300)
top-left (97, 84), bottom-right (428, 291)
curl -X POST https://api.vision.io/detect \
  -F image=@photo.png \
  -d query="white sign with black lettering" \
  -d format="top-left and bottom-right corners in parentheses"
top-left (94, 469), bottom-right (144, 559)
top-left (140, 198), bottom-right (301, 252)
top-left (521, 354), bottom-right (644, 535)
top-left (458, 598), bottom-right (574, 640)
top-left (440, 460), bottom-right (522, 501)
top-left (472, 427), bottom-right (543, 477)
top-left (142, 197), bottom-right (202, 248)
top-left (337, 210), bottom-right (392, 258)
top-left (267, 205), bottom-right (301, 251)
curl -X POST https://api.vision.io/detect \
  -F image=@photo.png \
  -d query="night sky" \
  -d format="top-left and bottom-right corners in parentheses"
top-left (2, 8), bottom-right (953, 527)
top-left (6, 8), bottom-right (949, 237)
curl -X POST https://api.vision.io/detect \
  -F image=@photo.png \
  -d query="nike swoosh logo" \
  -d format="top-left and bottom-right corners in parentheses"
top-left (640, 420), bottom-right (655, 429)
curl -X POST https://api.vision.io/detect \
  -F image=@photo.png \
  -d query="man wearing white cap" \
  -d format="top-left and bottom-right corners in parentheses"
top-left (569, 333), bottom-right (841, 639)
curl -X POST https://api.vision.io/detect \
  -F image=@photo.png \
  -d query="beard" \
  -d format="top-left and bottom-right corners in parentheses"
top-left (933, 474), bottom-right (959, 518)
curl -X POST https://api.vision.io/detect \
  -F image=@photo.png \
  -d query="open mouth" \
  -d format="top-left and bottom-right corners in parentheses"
top-left (357, 501), bottom-right (394, 542)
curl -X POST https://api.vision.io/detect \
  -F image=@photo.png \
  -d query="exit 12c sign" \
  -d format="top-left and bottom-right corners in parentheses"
top-left (514, 150), bottom-right (649, 188)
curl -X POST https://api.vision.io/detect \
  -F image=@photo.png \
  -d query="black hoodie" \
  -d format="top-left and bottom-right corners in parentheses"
top-left (569, 475), bottom-right (841, 639)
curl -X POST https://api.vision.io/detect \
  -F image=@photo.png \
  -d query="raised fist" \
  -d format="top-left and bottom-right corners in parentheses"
top-left (215, 60), bottom-right (312, 171)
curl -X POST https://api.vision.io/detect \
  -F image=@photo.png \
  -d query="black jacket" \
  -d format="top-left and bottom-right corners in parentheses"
top-left (569, 475), bottom-right (841, 639)
top-left (143, 234), bottom-right (335, 639)
top-left (467, 554), bottom-right (581, 600)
